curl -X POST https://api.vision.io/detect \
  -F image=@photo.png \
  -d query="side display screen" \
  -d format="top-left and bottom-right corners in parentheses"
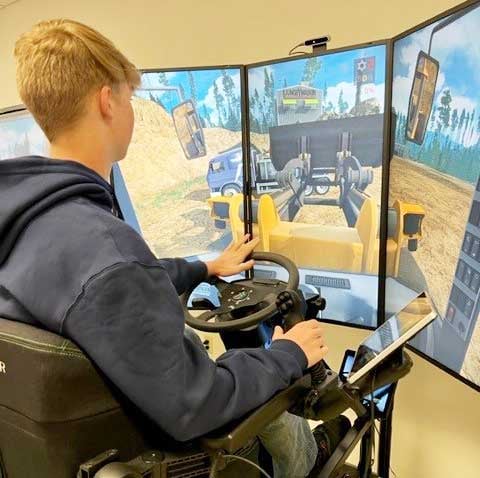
top-left (117, 68), bottom-right (243, 261)
top-left (387, 3), bottom-right (480, 389)
top-left (0, 109), bottom-right (48, 159)
top-left (244, 44), bottom-right (387, 328)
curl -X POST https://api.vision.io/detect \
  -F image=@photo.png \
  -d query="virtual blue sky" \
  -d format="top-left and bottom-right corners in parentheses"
top-left (392, 4), bottom-right (480, 146)
top-left (139, 68), bottom-right (241, 116)
top-left (138, 44), bottom-right (387, 118)
top-left (0, 113), bottom-right (47, 159)
top-left (0, 115), bottom-right (35, 136)
top-left (249, 44), bottom-right (386, 93)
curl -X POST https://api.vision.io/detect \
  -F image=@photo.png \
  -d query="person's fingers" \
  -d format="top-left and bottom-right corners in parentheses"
top-left (234, 234), bottom-right (251, 252)
top-left (272, 326), bottom-right (284, 340)
top-left (305, 319), bottom-right (323, 330)
top-left (235, 234), bottom-right (250, 248)
top-left (313, 326), bottom-right (325, 337)
top-left (237, 259), bottom-right (255, 272)
top-left (242, 237), bottom-right (260, 253)
top-left (311, 332), bottom-right (325, 343)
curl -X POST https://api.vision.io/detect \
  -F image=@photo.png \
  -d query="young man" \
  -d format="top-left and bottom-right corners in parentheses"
top-left (0, 19), bottom-right (348, 477)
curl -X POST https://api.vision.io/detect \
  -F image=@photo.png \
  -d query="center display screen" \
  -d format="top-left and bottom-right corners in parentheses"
top-left (245, 44), bottom-right (387, 328)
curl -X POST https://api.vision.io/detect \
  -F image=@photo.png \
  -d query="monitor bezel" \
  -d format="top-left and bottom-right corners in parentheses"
top-left (387, 0), bottom-right (480, 393)
top-left (140, 64), bottom-right (244, 75)
top-left (0, 105), bottom-right (29, 117)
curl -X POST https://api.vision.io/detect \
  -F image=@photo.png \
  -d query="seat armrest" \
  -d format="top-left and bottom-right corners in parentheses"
top-left (200, 375), bottom-right (311, 454)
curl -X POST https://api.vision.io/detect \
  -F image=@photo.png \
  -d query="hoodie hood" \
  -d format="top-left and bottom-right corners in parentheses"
top-left (0, 156), bottom-right (114, 265)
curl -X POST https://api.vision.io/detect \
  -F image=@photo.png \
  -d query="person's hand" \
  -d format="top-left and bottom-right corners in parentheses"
top-left (206, 234), bottom-right (260, 277)
top-left (272, 320), bottom-right (328, 368)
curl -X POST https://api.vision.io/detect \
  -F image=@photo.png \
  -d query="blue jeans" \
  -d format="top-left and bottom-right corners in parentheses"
top-left (258, 410), bottom-right (317, 477)
top-left (185, 327), bottom-right (317, 477)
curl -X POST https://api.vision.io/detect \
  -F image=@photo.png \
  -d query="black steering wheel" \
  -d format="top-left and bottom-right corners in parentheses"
top-left (182, 252), bottom-right (299, 332)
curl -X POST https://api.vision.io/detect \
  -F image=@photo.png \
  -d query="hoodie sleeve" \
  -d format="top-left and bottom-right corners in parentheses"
top-left (62, 261), bottom-right (307, 442)
top-left (156, 258), bottom-right (208, 296)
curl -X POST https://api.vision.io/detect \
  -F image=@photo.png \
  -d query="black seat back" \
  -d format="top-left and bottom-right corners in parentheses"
top-left (0, 318), bottom-right (149, 478)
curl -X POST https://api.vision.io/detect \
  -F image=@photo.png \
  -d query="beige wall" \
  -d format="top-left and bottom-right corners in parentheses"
top-left (0, 0), bottom-right (463, 108)
top-left (1, 0), bottom-right (479, 476)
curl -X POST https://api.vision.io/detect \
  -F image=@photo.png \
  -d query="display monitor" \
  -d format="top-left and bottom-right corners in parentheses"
top-left (387, 0), bottom-right (480, 390)
top-left (116, 67), bottom-right (244, 262)
top-left (0, 107), bottom-right (48, 159)
top-left (244, 43), bottom-right (388, 328)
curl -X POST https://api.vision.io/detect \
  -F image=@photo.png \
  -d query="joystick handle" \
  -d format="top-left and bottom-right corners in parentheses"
top-left (310, 361), bottom-right (328, 385)
top-left (276, 290), bottom-right (329, 385)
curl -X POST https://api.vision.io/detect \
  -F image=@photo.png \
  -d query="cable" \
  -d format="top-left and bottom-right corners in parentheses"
top-left (373, 421), bottom-right (399, 478)
top-left (288, 42), bottom-right (309, 56)
top-left (364, 373), bottom-right (376, 478)
top-left (221, 454), bottom-right (273, 478)
top-left (290, 50), bottom-right (310, 56)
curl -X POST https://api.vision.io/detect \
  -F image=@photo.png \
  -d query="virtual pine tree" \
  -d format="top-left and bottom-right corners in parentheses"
top-left (451, 109), bottom-right (459, 135)
top-left (249, 89), bottom-right (262, 133)
top-left (302, 57), bottom-right (321, 86)
top-left (394, 97), bottom-right (480, 184)
top-left (338, 90), bottom-right (349, 115)
top-left (157, 72), bottom-right (169, 86)
top-left (248, 68), bottom-right (276, 133)
top-left (263, 68), bottom-right (276, 131)
top-left (221, 70), bottom-right (241, 131)
top-left (188, 72), bottom-right (197, 108)
top-left (213, 81), bottom-right (226, 128)
top-left (437, 89), bottom-right (452, 131)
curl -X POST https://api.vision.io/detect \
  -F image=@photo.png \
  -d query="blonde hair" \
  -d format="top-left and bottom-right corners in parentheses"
top-left (14, 19), bottom-right (141, 141)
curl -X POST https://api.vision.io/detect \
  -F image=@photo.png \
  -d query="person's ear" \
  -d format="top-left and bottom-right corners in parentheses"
top-left (98, 85), bottom-right (114, 121)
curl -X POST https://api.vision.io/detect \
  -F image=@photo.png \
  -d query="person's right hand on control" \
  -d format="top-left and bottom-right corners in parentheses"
top-left (272, 320), bottom-right (328, 368)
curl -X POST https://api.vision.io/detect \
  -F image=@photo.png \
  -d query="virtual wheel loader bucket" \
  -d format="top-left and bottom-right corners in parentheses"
top-left (207, 193), bottom-right (425, 277)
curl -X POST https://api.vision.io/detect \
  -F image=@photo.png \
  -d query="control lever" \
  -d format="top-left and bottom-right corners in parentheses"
top-left (276, 290), bottom-right (328, 385)
top-left (305, 294), bottom-right (327, 318)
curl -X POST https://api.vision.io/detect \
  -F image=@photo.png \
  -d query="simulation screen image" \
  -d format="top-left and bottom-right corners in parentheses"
top-left (386, 3), bottom-right (480, 388)
top-left (116, 68), bottom-right (243, 261)
top-left (240, 44), bottom-right (387, 327)
top-left (0, 109), bottom-right (48, 159)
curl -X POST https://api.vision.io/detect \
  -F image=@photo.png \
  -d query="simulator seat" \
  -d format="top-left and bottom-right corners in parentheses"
top-left (0, 317), bottom-right (266, 478)
top-left (257, 194), bottom-right (378, 274)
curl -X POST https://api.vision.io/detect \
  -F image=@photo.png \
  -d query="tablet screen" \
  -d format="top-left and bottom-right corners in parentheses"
top-left (349, 295), bottom-right (436, 381)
